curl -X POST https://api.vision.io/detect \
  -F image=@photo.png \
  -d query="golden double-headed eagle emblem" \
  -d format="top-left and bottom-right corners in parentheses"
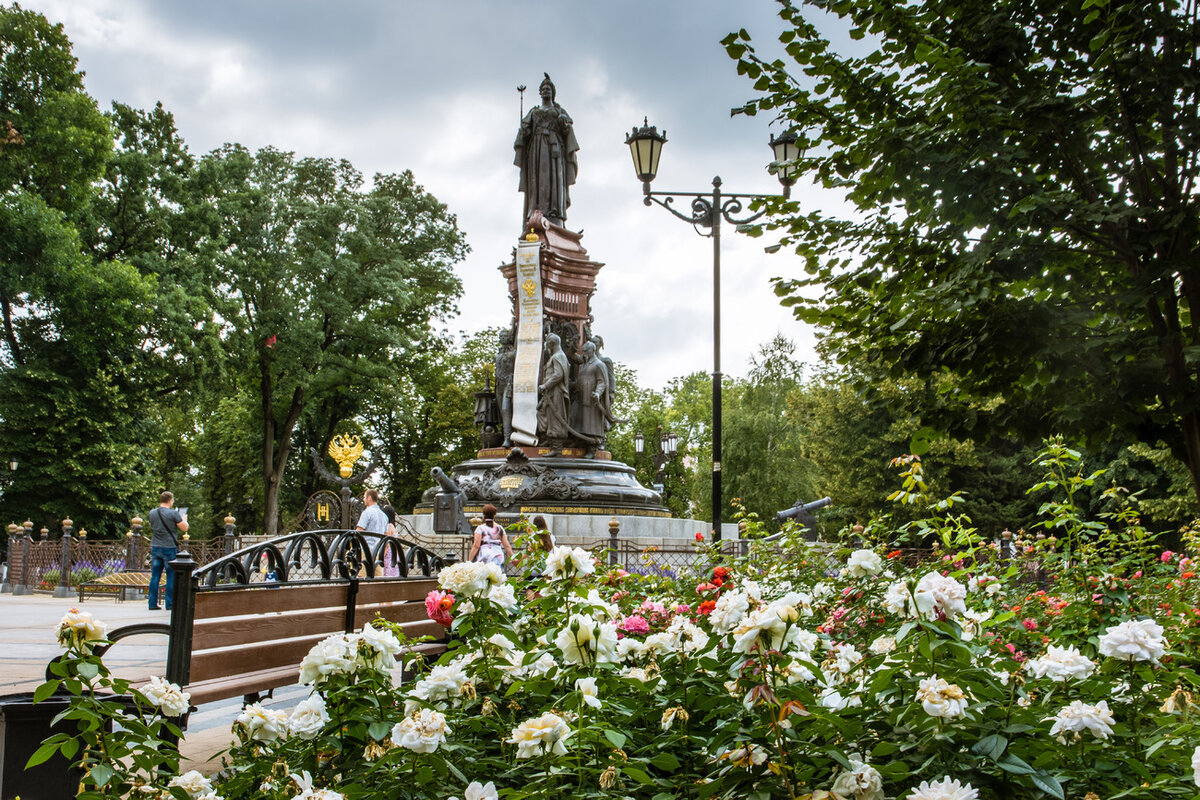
top-left (327, 434), bottom-right (364, 478)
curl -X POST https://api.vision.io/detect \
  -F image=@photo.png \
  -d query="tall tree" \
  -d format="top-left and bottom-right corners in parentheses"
top-left (725, 0), bottom-right (1200, 508)
top-left (0, 5), bottom-right (159, 533)
top-left (190, 146), bottom-right (467, 536)
top-left (722, 335), bottom-right (817, 524)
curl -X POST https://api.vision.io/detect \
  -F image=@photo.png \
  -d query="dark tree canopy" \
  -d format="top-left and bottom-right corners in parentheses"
top-left (726, 0), bottom-right (1200, 507)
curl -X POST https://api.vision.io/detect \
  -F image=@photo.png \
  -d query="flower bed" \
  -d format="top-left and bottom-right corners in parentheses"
top-left (31, 446), bottom-right (1200, 799)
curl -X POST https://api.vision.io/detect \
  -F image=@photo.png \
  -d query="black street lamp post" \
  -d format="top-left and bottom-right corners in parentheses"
top-left (626, 120), bottom-right (800, 540)
top-left (635, 426), bottom-right (678, 500)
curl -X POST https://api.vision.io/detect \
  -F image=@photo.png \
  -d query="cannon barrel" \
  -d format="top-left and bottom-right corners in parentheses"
top-left (431, 466), bottom-right (460, 494)
top-left (774, 496), bottom-right (832, 522)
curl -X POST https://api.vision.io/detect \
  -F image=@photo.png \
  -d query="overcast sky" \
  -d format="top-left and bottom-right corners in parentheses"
top-left (26, 0), bottom-right (852, 390)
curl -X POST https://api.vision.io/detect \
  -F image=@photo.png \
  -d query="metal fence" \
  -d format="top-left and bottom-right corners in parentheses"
top-left (3, 525), bottom-right (231, 597)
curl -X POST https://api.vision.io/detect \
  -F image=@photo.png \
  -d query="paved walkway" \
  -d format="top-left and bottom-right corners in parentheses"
top-left (0, 592), bottom-right (308, 775)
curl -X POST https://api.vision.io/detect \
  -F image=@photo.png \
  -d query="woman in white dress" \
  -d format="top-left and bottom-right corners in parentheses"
top-left (470, 504), bottom-right (514, 567)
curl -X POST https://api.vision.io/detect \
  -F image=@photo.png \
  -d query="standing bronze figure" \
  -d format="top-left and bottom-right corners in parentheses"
top-left (514, 73), bottom-right (579, 227)
top-left (537, 333), bottom-right (571, 451)
top-left (575, 340), bottom-right (611, 458)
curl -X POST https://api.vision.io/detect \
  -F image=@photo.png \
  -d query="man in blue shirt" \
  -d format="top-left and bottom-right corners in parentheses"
top-left (356, 488), bottom-right (387, 534)
top-left (147, 491), bottom-right (188, 610)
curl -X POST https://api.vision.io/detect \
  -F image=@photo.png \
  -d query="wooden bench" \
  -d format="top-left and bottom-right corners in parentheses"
top-left (167, 577), bottom-right (446, 707)
top-left (94, 534), bottom-right (452, 725)
top-left (77, 570), bottom-right (150, 602)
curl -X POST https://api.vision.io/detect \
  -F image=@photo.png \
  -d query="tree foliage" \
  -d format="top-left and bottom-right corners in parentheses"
top-left (725, 0), bottom-right (1200, 509)
top-left (189, 145), bottom-right (468, 536)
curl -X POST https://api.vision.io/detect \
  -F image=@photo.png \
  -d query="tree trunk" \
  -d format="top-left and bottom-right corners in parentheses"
top-left (260, 355), bottom-right (305, 539)
top-left (1182, 409), bottom-right (1200, 515)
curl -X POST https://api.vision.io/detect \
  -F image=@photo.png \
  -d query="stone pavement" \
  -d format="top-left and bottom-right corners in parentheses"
top-left (0, 592), bottom-right (308, 775)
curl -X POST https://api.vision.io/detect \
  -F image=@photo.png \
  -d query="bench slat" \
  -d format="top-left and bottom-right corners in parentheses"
top-left (192, 608), bottom-right (346, 650)
top-left (355, 579), bottom-right (439, 605)
top-left (184, 642), bottom-right (450, 706)
top-left (352, 601), bottom-right (434, 631)
top-left (194, 584), bottom-right (349, 620)
top-left (188, 619), bottom-right (441, 684)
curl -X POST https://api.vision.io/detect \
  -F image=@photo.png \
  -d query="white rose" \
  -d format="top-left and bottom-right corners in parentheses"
top-left (1192, 744), bottom-right (1200, 787)
top-left (298, 633), bottom-right (359, 685)
top-left (139, 675), bottom-right (191, 717)
top-left (507, 712), bottom-right (571, 758)
top-left (438, 562), bottom-right (492, 597)
top-left (1047, 700), bottom-right (1115, 742)
top-left (575, 676), bottom-right (601, 708)
top-left (908, 777), bottom-right (978, 800)
top-left (917, 675), bottom-right (968, 719)
top-left (882, 580), bottom-right (917, 617)
top-left (287, 694), bottom-right (330, 740)
top-left (391, 707), bottom-right (450, 753)
top-left (544, 546), bottom-right (596, 581)
top-left (829, 756), bottom-right (884, 800)
top-left (708, 590), bottom-right (750, 634)
top-left (168, 770), bottom-right (216, 799)
top-left (1024, 645), bottom-right (1095, 682)
top-left (555, 614), bottom-right (618, 665)
top-left (1098, 618), bottom-right (1166, 662)
top-left (832, 642), bottom-right (863, 675)
top-left (290, 770), bottom-right (344, 800)
top-left (56, 609), bottom-right (107, 651)
top-left (237, 701), bottom-right (288, 742)
top-left (408, 661), bottom-right (472, 705)
top-left (448, 782), bottom-right (499, 800)
top-left (869, 635), bottom-right (896, 655)
top-left (486, 582), bottom-right (518, 610)
top-left (846, 548), bottom-right (883, 578)
top-left (913, 572), bottom-right (967, 620)
top-left (956, 608), bottom-right (992, 641)
top-left (790, 628), bottom-right (819, 654)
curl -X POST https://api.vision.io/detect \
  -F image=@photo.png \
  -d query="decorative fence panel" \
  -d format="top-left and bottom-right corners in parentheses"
top-left (4, 535), bottom-right (229, 595)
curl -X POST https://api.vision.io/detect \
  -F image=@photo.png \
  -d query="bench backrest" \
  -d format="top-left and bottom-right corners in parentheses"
top-left (169, 577), bottom-right (441, 688)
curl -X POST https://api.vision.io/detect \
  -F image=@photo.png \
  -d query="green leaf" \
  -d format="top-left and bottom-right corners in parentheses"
top-left (998, 754), bottom-right (1035, 775)
top-left (603, 729), bottom-right (627, 749)
top-left (1030, 772), bottom-right (1064, 799)
top-left (76, 661), bottom-right (99, 680)
top-left (971, 733), bottom-right (1007, 760)
top-left (32, 680), bottom-right (61, 703)
top-left (25, 740), bottom-right (63, 769)
top-left (650, 752), bottom-right (680, 772)
top-left (90, 763), bottom-right (115, 787)
top-left (624, 766), bottom-right (655, 785)
top-left (367, 721), bottom-right (391, 741)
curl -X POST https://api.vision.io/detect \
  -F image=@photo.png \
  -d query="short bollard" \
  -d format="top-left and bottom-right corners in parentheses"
top-left (53, 518), bottom-right (73, 598)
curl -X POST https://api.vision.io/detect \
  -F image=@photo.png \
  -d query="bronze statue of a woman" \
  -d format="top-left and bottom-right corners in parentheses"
top-left (514, 73), bottom-right (579, 227)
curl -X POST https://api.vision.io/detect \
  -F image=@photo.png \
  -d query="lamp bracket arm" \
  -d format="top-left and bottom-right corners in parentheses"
top-left (719, 198), bottom-right (769, 227)
top-left (645, 191), bottom-right (714, 229)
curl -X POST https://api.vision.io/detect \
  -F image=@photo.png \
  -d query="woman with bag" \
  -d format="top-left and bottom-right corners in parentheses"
top-left (469, 504), bottom-right (514, 567)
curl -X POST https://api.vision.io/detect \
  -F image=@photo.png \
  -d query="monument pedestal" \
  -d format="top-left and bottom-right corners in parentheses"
top-left (415, 447), bottom-right (665, 519)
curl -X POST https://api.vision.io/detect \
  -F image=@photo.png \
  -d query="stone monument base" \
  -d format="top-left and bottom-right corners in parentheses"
top-left (415, 447), bottom-right (665, 519)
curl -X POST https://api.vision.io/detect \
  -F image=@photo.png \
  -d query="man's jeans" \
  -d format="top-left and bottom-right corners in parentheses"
top-left (149, 546), bottom-right (178, 609)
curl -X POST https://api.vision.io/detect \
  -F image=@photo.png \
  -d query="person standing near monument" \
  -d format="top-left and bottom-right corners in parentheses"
top-left (356, 488), bottom-right (387, 534)
top-left (470, 504), bottom-right (514, 566)
top-left (147, 491), bottom-right (188, 611)
top-left (538, 333), bottom-right (571, 451)
top-left (514, 73), bottom-right (579, 227)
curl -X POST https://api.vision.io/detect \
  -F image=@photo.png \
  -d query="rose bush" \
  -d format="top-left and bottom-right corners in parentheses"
top-left (33, 442), bottom-right (1200, 798)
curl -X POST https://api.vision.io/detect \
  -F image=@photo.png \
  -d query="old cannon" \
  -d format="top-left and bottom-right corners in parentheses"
top-left (775, 496), bottom-right (833, 523)
top-left (431, 467), bottom-right (473, 536)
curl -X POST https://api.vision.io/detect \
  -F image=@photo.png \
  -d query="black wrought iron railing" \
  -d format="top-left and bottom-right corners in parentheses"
top-left (193, 528), bottom-right (456, 589)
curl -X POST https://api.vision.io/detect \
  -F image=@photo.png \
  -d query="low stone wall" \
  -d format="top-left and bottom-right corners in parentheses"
top-left (400, 512), bottom-right (740, 541)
